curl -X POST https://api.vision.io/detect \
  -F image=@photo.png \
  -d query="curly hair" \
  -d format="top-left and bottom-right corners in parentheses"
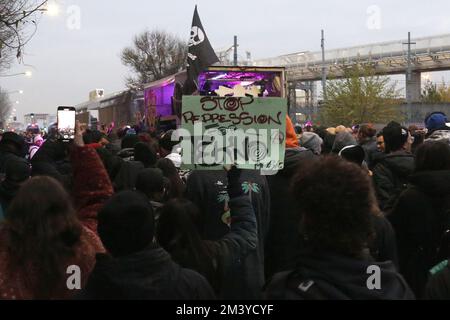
top-left (291, 156), bottom-right (376, 258)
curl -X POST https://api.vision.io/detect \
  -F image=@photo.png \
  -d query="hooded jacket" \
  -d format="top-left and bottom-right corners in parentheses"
top-left (372, 151), bottom-right (415, 212)
top-left (265, 148), bottom-right (317, 279)
top-left (332, 132), bottom-right (357, 154)
top-left (265, 251), bottom-right (414, 300)
top-left (360, 137), bottom-right (380, 169)
top-left (78, 245), bottom-right (215, 300)
top-left (389, 170), bottom-right (450, 298)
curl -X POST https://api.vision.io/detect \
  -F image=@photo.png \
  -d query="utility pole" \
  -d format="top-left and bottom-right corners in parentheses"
top-left (320, 29), bottom-right (327, 116)
top-left (234, 36), bottom-right (238, 66)
top-left (403, 32), bottom-right (416, 123)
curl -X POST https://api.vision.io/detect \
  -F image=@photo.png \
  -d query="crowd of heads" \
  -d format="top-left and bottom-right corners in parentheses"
top-left (0, 110), bottom-right (449, 300)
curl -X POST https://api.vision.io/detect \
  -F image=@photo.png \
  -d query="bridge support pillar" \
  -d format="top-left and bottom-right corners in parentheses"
top-left (406, 71), bottom-right (422, 103)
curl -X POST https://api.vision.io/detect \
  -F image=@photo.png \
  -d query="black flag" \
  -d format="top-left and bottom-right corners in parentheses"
top-left (187, 6), bottom-right (219, 87)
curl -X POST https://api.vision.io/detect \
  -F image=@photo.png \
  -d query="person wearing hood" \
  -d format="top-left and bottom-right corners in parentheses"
top-left (425, 112), bottom-right (450, 146)
top-left (332, 131), bottom-right (357, 154)
top-left (372, 122), bottom-right (415, 212)
top-left (78, 191), bottom-right (215, 300)
top-left (28, 134), bottom-right (44, 160)
top-left (357, 124), bottom-right (379, 169)
top-left (0, 132), bottom-right (27, 174)
top-left (0, 157), bottom-right (31, 220)
top-left (299, 132), bottom-right (323, 155)
top-left (265, 157), bottom-right (414, 300)
top-left (389, 141), bottom-right (450, 298)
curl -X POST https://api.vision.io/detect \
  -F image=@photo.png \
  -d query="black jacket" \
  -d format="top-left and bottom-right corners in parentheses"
top-left (78, 246), bottom-right (215, 300)
top-left (389, 170), bottom-right (450, 298)
top-left (186, 170), bottom-right (270, 299)
top-left (372, 151), bottom-right (415, 212)
top-left (265, 251), bottom-right (414, 300)
top-left (203, 195), bottom-right (258, 299)
top-left (265, 148), bottom-right (317, 279)
top-left (370, 214), bottom-right (399, 269)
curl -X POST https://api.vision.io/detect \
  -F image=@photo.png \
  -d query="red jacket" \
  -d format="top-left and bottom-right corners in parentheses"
top-left (71, 146), bottom-right (114, 232)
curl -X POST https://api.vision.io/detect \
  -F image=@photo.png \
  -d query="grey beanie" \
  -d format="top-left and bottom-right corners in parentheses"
top-left (300, 132), bottom-right (323, 155)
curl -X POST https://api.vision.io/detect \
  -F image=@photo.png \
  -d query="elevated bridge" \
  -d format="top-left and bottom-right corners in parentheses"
top-left (253, 33), bottom-right (450, 102)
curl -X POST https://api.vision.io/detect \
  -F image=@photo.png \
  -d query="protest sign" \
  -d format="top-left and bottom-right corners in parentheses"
top-left (179, 95), bottom-right (287, 172)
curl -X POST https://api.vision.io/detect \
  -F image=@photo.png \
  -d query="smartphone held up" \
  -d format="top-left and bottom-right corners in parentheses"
top-left (57, 106), bottom-right (76, 142)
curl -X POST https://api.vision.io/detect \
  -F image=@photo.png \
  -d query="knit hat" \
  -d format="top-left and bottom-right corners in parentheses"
top-left (33, 134), bottom-right (44, 145)
top-left (286, 116), bottom-right (299, 148)
top-left (339, 145), bottom-right (366, 166)
top-left (98, 191), bottom-right (155, 257)
top-left (300, 132), bottom-right (323, 155)
top-left (382, 121), bottom-right (409, 153)
top-left (332, 131), bottom-right (357, 154)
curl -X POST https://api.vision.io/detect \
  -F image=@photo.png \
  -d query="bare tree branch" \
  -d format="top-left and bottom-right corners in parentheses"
top-left (0, 0), bottom-right (47, 70)
top-left (121, 30), bottom-right (187, 91)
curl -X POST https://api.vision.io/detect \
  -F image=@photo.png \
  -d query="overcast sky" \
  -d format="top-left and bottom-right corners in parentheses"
top-left (2, 0), bottom-right (450, 122)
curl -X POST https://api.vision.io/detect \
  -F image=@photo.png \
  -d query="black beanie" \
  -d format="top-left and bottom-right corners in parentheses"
top-left (382, 121), bottom-right (408, 153)
top-left (98, 191), bottom-right (155, 257)
top-left (339, 145), bottom-right (366, 166)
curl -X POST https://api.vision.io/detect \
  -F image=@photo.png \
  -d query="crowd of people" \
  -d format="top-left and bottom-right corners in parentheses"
top-left (0, 110), bottom-right (449, 300)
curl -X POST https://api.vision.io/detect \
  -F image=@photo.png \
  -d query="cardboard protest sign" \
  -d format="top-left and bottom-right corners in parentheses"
top-left (179, 95), bottom-right (287, 171)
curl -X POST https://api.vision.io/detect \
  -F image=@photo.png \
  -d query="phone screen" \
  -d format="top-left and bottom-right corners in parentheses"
top-left (57, 108), bottom-right (76, 140)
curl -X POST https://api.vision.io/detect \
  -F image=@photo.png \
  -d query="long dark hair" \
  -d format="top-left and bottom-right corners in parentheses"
top-left (5, 176), bottom-right (82, 299)
top-left (157, 199), bottom-right (217, 290)
top-left (156, 158), bottom-right (186, 199)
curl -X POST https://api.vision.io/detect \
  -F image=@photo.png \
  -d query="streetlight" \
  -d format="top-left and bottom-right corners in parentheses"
top-left (44, 1), bottom-right (60, 17)
top-left (4, 90), bottom-right (24, 95)
top-left (0, 72), bottom-right (32, 78)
